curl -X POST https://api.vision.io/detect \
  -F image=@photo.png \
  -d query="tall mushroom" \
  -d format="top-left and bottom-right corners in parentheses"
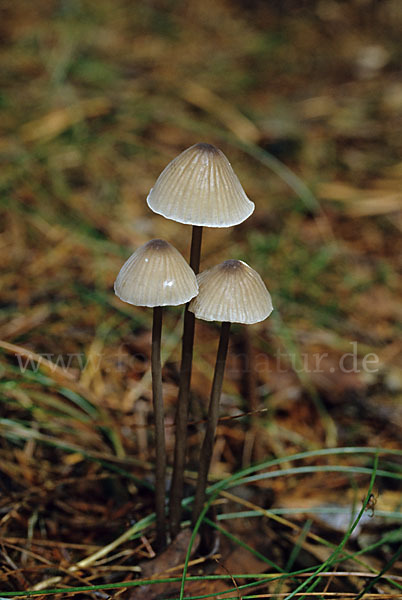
top-left (114, 239), bottom-right (198, 550)
top-left (188, 259), bottom-right (273, 525)
top-left (147, 143), bottom-right (255, 537)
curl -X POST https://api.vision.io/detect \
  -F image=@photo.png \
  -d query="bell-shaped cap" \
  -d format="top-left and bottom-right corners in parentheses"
top-left (147, 143), bottom-right (255, 227)
top-left (188, 259), bottom-right (273, 324)
top-left (114, 239), bottom-right (198, 307)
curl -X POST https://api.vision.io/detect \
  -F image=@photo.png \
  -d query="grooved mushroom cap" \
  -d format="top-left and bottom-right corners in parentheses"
top-left (188, 260), bottom-right (273, 324)
top-left (114, 239), bottom-right (198, 307)
top-left (146, 143), bottom-right (255, 227)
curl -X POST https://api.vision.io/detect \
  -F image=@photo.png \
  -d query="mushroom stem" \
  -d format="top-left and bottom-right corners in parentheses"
top-left (169, 225), bottom-right (203, 538)
top-left (151, 305), bottom-right (167, 551)
top-left (189, 225), bottom-right (203, 273)
top-left (192, 321), bottom-right (231, 526)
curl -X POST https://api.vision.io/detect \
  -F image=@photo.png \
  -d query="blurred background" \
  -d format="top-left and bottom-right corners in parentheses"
top-left (1, 0), bottom-right (402, 593)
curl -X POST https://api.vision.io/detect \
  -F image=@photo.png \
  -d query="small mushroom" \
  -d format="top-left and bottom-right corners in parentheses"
top-left (114, 239), bottom-right (198, 550)
top-left (146, 143), bottom-right (255, 228)
top-left (188, 259), bottom-right (273, 525)
top-left (147, 143), bottom-right (255, 537)
top-left (114, 239), bottom-right (198, 308)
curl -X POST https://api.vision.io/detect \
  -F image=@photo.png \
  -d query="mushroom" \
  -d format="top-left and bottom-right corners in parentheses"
top-left (147, 143), bottom-right (255, 536)
top-left (188, 259), bottom-right (273, 525)
top-left (146, 143), bottom-right (255, 228)
top-left (114, 239), bottom-right (198, 550)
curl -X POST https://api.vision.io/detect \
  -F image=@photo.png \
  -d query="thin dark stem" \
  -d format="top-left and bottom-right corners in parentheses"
top-left (192, 321), bottom-right (231, 526)
top-left (169, 225), bottom-right (203, 538)
top-left (189, 225), bottom-right (203, 274)
top-left (151, 305), bottom-right (167, 551)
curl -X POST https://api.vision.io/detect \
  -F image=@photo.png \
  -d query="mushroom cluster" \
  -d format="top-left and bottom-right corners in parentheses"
top-left (114, 143), bottom-right (273, 550)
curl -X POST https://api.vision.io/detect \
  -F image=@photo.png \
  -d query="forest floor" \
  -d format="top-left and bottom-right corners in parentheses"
top-left (1, 1), bottom-right (401, 598)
